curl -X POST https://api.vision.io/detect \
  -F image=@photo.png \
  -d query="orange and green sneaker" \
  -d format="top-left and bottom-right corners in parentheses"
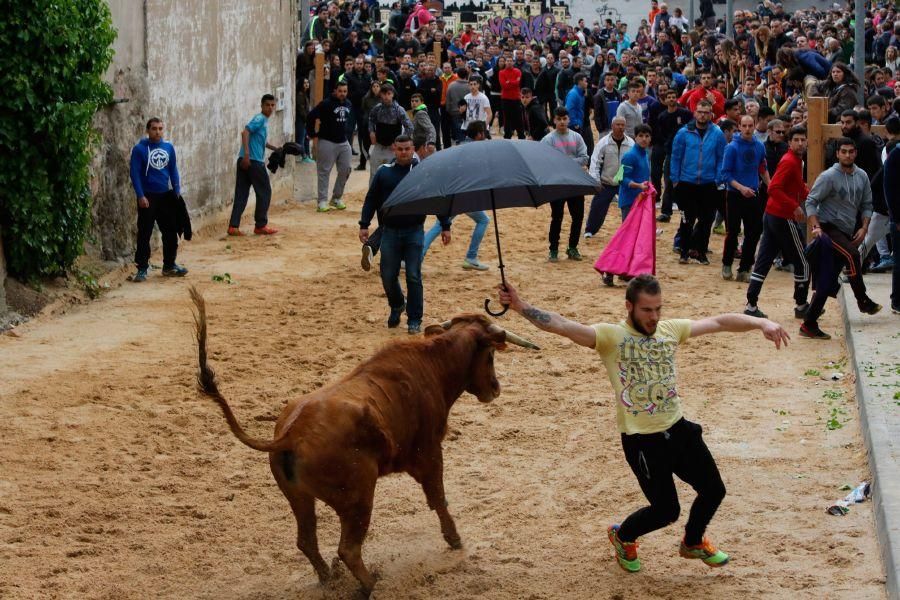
top-left (607, 524), bottom-right (641, 572)
top-left (679, 537), bottom-right (730, 567)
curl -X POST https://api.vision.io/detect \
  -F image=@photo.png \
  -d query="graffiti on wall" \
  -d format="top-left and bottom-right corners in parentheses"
top-left (482, 14), bottom-right (558, 44)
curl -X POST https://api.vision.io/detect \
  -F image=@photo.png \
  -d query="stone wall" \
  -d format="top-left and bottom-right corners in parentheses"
top-left (0, 231), bottom-right (7, 313)
top-left (90, 0), bottom-right (298, 261)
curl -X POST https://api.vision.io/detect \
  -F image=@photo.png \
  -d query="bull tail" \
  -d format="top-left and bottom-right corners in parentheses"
top-left (190, 286), bottom-right (292, 453)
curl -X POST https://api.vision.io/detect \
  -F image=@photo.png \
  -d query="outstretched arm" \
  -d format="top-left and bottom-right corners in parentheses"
top-left (498, 283), bottom-right (596, 348)
top-left (690, 313), bottom-right (790, 349)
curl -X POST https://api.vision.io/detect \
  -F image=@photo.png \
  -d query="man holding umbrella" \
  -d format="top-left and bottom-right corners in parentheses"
top-left (359, 135), bottom-right (452, 334)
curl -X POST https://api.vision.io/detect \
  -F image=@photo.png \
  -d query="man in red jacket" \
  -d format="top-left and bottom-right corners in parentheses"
top-left (499, 60), bottom-right (526, 139)
top-left (743, 126), bottom-right (810, 319)
top-left (680, 71), bottom-right (725, 119)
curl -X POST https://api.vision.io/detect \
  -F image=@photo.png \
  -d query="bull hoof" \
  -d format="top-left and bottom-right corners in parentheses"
top-left (329, 556), bottom-right (345, 580)
top-left (445, 535), bottom-right (463, 550)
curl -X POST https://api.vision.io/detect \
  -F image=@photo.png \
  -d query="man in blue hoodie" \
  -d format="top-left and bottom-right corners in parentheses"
top-left (618, 124), bottom-right (652, 222)
top-left (129, 118), bottom-right (186, 282)
top-left (670, 100), bottom-right (727, 266)
top-left (719, 115), bottom-right (769, 285)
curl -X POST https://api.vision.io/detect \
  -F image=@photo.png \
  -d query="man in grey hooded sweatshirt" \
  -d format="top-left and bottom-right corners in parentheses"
top-left (802, 137), bottom-right (882, 339)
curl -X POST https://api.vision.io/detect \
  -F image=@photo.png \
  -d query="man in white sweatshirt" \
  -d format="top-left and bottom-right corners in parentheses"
top-left (586, 116), bottom-right (635, 238)
top-left (541, 106), bottom-right (589, 262)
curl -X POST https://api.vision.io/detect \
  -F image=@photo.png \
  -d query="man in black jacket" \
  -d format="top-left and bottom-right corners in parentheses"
top-left (521, 88), bottom-right (549, 140)
top-left (825, 110), bottom-right (881, 178)
top-left (344, 56), bottom-right (372, 167)
top-left (307, 81), bottom-right (354, 213)
top-left (536, 54), bottom-right (560, 120)
top-left (654, 89), bottom-right (693, 221)
top-left (359, 136), bottom-right (451, 334)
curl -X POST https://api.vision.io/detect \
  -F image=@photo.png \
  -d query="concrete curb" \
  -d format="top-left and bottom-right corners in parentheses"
top-left (839, 284), bottom-right (900, 600)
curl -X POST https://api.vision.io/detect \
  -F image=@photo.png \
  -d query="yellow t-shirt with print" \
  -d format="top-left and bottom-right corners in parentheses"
top-left (593, 319), bottom-right (693, 435)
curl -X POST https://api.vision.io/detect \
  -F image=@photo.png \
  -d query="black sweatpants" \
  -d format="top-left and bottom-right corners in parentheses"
top-left (805, 222), bottom-right (870, 326)
top-left (676, 182), bottom-right (719, 260)
top-left (548, 197), bottom-right (584, 253)
top-left (501, 99), bottom-right (525, 139)
top-left (135, 190), bottom-right (179, 270)
top-left (747, 213), bottom-right (809, 307)
top-left (722, 190), bottom-right (764, 272)
top-left (618, 418), bottom-right (726, 546)
top-left (230, 160), bottom-right (271, 229)
top-left (660, 154), bottom-right (675, 216)
top-left (650, 145), bottom-right (666, 203)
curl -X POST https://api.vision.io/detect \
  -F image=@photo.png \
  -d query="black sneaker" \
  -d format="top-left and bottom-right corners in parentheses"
top-left (656, 214), bottom-right (671, 223)
top-left (408, 322), bottom-right (422, 335)
top-left (355, 164), bottom-right (367, 171)
top-left (858, 299), bottom-right (883, 315)
top-left (162, 264), bottom-right (188, 277)
top-left (388, 304), bottom-right (405, 328)
top-left (794, 303), bottom-right (810, 319)
top-left (892, 305), bottom-right (900, 314)
top-left (602, 273), bottom-right (615, 287)
top-left (566, 247), bottom-right (583, 261)
top-left (799, 323), bottom-right (831, 340)
top-left (744, 305), bottom-right (768, 318)
top-left (673, 245), bottom-right (682, 254)
top-left (678, 256), bottom-right (690, 264)
top-left (694, 255), bottom-right (710, 266)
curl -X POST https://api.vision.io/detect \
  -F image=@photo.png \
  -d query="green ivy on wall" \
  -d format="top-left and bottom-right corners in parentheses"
top-left (0, 1), bottom-right (116, 280)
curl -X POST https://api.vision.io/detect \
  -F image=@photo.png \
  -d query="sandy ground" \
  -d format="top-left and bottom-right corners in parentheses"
top-left (0, 166), bottom-right (886, 599)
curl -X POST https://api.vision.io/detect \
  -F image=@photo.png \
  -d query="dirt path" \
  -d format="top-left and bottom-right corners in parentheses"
top-left (0, 169), bottom-right (885, 599)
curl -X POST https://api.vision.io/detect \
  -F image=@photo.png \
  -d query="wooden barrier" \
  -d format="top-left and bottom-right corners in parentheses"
top-left (806, 96), bottom-right (887, 187)
top-left (313, 51), bottom-right (325, 105)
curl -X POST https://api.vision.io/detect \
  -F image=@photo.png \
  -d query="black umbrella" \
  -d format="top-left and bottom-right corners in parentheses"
top-left (383, 139), bottom-right (599, 316)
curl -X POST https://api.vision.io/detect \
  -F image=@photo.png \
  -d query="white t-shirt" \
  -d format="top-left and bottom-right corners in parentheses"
top-left (463, 92), bottom-right (491, 128)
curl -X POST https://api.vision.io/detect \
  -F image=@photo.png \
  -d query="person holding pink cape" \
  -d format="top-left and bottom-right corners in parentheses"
top-left (595, 124), bottom-right (656, 286)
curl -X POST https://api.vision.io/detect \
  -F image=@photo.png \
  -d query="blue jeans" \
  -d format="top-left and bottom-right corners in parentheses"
top-left (380, 226), bottom-right (425, 326)
top-left (585, 184), bottom-right (618, 235)
top-left (423, 211), bottom-right (489, 261)
top-left (620, 203), bottom-right (632, 221)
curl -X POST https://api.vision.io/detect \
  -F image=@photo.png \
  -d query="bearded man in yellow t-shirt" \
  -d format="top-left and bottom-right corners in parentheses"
top-left (497, 275), bottom-right (790, 573)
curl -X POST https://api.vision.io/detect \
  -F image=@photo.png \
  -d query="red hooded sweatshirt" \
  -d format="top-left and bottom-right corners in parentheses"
top-left (766, 149), bottom-right (809, 219)
top-left (499, 66), bottom-right (522, 101)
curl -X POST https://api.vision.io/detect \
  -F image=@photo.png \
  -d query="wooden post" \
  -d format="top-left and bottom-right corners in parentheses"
top-left (433, 41), bottom-right (441, 67)
top-left (313, 51), bottom-right (325, 106)
top-left (806, 96), bottom-right (826, 189)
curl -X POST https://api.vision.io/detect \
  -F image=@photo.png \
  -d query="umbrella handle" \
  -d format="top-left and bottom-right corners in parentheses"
top-left (484, 298), bottom-right (510, 317)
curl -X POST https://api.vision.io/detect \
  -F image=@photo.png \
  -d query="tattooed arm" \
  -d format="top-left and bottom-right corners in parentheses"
top-left (497, 283), bottom-right (596, 348)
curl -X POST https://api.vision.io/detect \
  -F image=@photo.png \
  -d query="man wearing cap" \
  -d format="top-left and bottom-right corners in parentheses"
top-left (368, 83), bottom-right (413, 183)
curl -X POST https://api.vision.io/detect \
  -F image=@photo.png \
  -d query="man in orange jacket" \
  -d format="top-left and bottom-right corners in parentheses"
top-left (439, 62), bottom-right (458, 149)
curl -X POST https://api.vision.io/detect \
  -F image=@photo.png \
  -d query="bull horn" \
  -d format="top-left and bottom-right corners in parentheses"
top-left (439, 320), bottom-right (453, 329)
top-left (489, 324), bottom-right (540, 350)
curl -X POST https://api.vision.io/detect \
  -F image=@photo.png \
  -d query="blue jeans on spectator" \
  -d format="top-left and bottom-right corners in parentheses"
top-left (585, 184), bottom-right (619, 235)
top-left (423, 212), bottom-right (489, 261)
top-left (620, 203), bottom-right (632, 222)
top-left (380, 225), bottom-right (425, 327)
top-left (892, 223), bottom-right (899, 310)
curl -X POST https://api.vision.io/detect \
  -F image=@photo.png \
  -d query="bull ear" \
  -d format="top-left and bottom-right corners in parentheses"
top-left (423, 324), bottom-right (447, 338)
top-left (482, 327), bottom-right (507, 349)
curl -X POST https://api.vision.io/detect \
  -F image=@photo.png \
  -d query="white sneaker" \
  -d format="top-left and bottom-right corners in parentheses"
top-left (462, 259), bottom-right (489, 271)
top-left (583, 232), bottom-right (593, 239)
top-left (361, 245), bottom-right (374, 271)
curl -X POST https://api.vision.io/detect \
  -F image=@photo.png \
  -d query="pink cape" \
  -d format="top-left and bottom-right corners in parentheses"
top-left (593, 184), bottom-right (657, 278)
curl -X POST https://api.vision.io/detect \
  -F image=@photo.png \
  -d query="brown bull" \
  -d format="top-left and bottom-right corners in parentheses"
top-left (190, 288), bottom-right (537, 596)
